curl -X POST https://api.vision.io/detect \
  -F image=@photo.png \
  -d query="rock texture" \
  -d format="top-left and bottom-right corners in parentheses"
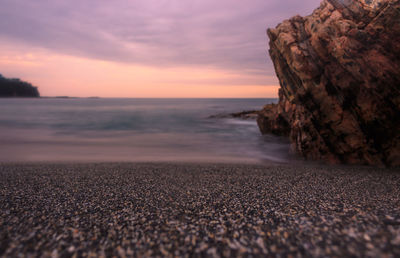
top-left (257, 98), bottom-right (291, 137)
top-left (258, 0), bottom-right (400, 166)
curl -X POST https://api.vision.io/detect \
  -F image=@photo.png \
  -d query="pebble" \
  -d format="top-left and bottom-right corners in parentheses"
top-left (0, 163), bottom-right (399, 257)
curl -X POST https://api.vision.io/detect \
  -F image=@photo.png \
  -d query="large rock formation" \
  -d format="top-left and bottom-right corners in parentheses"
top-left (258, 0), bottom-right (400, 166)
top-left (0, 74), bottom-right (40, 97)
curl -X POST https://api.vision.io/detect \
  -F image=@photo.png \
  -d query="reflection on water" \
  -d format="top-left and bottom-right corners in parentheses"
top-left (0, 98), bottom-right (294, 163)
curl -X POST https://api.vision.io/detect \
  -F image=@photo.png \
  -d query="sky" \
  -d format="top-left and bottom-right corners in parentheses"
top-left (0, 0), bottom-right (321, 98)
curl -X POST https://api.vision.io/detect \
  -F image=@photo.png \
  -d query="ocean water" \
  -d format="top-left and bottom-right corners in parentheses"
top-left (0, 98), bottom-right (293, 163)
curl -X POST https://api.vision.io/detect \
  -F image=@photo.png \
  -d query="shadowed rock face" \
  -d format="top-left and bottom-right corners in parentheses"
top-left (258, 0), bottom-right (400, 166)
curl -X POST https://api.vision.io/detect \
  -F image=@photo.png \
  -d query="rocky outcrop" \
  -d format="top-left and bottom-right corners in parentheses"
top-left (209, 110), bottom-right (260, 120)
top-left (259, 0), bottom-right (400, 166)
top-left (257, 90), bottom-right (291, 136)
top-left (0, 74), bottom-right (40, 97)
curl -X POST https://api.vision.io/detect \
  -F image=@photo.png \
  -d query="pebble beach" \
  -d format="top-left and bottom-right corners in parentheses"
top-left (1, 162), bottom-right (399, 257)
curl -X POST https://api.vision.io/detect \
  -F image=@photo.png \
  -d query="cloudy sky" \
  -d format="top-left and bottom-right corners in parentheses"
top-left (0, 0), bottom-right (321, 97)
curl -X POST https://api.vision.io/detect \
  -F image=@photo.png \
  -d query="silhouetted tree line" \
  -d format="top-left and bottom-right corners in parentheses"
top-left (0, 74), bottom-right (40, 97)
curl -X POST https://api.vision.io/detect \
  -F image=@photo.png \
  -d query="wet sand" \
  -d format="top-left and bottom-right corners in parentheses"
top-left (0, 162), bottom-right (399, 257)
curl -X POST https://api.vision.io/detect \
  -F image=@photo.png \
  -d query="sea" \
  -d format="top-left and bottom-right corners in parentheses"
top-left (0, 98), bottom-right (294, 163)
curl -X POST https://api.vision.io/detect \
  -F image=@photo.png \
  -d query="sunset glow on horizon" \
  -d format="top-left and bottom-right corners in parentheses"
top-left (0, 0), bottom-right (321, 98)
top-left (0, 43), bottom-right (280, 98)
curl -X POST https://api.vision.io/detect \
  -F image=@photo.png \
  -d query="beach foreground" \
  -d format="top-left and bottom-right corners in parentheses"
top-left (1, 163), bottom-right (399, 257)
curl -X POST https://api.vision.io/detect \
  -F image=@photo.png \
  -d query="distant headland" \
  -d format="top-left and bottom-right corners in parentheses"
top-left (0, 74), bottom-right (40, 97)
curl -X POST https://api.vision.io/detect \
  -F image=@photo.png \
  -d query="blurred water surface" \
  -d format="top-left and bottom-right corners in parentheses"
top-left (0, 98), bottom-right (293, 163)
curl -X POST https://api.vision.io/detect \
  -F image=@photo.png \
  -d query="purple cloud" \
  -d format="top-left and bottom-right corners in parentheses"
top-left (0, 0), bottom-right (321, 81)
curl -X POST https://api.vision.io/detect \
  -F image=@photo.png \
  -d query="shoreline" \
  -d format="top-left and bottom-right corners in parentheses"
top-left (1, 162), bottom-right (399, 257)
top-left (0, 159), bottom-right (394, 170)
